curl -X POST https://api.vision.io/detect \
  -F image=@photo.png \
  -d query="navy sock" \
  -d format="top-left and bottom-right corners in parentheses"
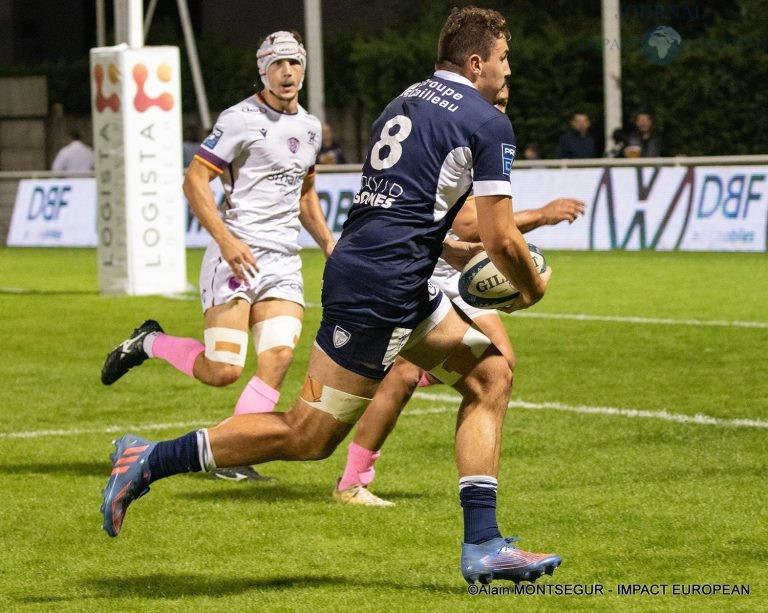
top-left (147, 431), bottom-right (203, 483)
top-left (460, 477), bottom-right (502, 545)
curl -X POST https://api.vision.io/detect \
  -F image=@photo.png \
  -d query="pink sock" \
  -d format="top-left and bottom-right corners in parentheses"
top-left (151, 334), bottom-right (204, 377)
top-left (417, 371), bottom-right (432, 387)
top-left (337, 442), bottom-right (381, 491)
top-left (234, 376), bottom-right (280, 415)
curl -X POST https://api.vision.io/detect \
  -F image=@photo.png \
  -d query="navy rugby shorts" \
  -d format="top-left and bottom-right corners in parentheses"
top-left (316, 261), bottom-right (444, 380)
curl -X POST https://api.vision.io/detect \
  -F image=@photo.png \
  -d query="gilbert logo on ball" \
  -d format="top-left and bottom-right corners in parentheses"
top-left (458, 244), bottom-right (546, 309)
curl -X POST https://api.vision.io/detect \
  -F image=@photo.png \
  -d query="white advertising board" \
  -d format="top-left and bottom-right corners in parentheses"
top-left (9, 167), bottom-right (767, 253)
top-left (90, 44), bottom-right (186, 295)
top-left (521, 165), bottom-right (767, 252)
top-left (183, 172), bottom-right (362, 248)
top-left (8, 179), bottom-right (97, 246)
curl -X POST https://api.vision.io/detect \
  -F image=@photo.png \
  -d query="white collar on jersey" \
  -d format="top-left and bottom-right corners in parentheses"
top-left (432, 70), bottom-right (476, 89)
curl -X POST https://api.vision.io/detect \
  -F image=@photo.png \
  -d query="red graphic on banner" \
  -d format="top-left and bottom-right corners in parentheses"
top-left (132, 63), bottom-right (174, 112)
top-left (93, 63), bottom-right (121, 113)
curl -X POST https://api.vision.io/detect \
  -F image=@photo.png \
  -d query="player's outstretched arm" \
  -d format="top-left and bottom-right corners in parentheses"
top-left (298, 172), bottom-right (336, 258)
top-left (183, 158), bottom-right (258, 280)
top-left (514, 198), bottom-right (585, 234)
top-left (452, 196), bottom-right (585, 241)
top-left (475, 194), bottom-right (549, 310)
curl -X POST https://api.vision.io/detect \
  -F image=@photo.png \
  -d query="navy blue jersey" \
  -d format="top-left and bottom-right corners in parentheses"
top-left (325, 70), bottom-right (516, 324)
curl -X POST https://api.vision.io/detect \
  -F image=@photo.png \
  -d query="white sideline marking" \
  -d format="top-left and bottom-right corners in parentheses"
top-left (505, 311), bottom-right (768, 329)
top-left (1, 396), bottom-right (766, 440)
top-left (303, 302), bottom-right (768, 329)
top-left (5, 288), bottom-right (761, 329)
top-left (410, 392), bottom-right (768, 429)
top-left (0, 421), bottom-right (208, 440)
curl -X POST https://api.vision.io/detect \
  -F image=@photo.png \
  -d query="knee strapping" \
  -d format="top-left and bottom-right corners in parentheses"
top-left (203, 327), bottom-right (249, 367)
top-left (428, 326), bottom-right (492, 385)
top-left (300, 377), bottom-right (372, 424)
top-left (251, 316), bottom-right (302, 353)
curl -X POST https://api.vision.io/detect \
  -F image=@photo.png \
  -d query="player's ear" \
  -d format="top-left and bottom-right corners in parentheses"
top-left (468, 53), bottom-right (482, 76)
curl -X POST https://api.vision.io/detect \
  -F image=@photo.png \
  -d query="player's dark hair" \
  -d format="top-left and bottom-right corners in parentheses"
top-left (436, 6), bottom-right (510, 68)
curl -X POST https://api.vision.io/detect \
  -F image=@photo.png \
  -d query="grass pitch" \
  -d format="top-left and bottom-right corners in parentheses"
top-left (0, 247), bottom-right (766, 612)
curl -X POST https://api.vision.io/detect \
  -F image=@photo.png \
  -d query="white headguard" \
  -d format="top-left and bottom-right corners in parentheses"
top-left (257, 31), bottom-right (307, 91)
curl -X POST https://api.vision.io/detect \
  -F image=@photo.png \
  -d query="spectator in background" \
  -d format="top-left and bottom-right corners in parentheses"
top-left (555, 112), bottom-right (596, 159)
top-left (523, 141), bottom-right (541, 160)
top-left (624, 111), bottom-right (664, 157)
top-left (51, 130), bottom-right (94, 172)
top-left (316, 122), bottom-right (347, 164)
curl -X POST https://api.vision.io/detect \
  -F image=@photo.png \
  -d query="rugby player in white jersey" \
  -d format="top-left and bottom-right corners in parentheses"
top-left (100, 31), bottom-right (335, 481)
top-left (333, 84), bottom-right (585, 506)
top-left (102, 7), bottom-right (565, 586)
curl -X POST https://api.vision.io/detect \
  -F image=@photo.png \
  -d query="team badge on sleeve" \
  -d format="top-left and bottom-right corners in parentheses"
top-left (501, 143), bottom-right (516, 175)
top-left (203, 127), bottom-right (223, 149)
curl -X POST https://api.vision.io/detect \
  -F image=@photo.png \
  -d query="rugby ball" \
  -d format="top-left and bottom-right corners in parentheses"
top-left (458, 244), bottom-right (546, 309)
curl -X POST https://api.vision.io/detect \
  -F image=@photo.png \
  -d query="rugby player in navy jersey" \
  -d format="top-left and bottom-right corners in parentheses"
top-left (101, 6), bottom-right (562, 586)
top-left (333, 84), bottom-right (585, 508)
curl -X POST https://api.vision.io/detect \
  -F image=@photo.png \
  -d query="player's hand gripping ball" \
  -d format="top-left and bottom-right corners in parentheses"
top-left (458, 244), bottom-right (546, 309)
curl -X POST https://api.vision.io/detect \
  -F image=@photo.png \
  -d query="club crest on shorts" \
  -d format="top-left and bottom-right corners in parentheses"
top-left (427, 280), bottom-right (439, 300)
top-left (227, 276), bottom-right (245, 291)
top-left (333, 325), bottom-right (351, 348)
top-left (288, 137), bottom-right (300, 153)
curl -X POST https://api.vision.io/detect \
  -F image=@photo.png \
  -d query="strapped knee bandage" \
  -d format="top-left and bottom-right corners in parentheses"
top-left (428, 326), bottom-right (492, 385)
top-left (300, 377), bottom-right (372, 424)
top-left (203, 327), bottom-right (249, 366)
top-left (251, 316), bottom-right (302, 353)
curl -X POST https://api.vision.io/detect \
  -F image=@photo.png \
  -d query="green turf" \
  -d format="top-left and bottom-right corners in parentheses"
top-left (0, 247), bottom-right (766, 612)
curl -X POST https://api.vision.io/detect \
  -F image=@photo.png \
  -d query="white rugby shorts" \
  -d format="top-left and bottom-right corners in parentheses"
top-left (199, 242), bottom-right (304, 312)
top-left (430, 259), bottom-right (494, 320)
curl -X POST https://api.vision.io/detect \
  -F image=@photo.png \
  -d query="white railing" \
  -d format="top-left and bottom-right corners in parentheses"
top-left (313, 155), bottom-right (768, 172)
top-left (3, 154), bottom-right (767, 180)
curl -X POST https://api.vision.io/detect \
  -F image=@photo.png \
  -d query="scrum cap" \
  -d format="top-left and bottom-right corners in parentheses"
top-left (257, 31), bottom-right (307, 90)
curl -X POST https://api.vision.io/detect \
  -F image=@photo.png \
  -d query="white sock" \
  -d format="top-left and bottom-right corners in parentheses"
top-left (143, 332), bottom-right (160, 358)
top-left (196, 429), bottom-right (217, 471)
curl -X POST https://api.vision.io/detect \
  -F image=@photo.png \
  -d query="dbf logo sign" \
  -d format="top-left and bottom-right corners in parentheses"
top-left (92, 62), bottom-right (121, 113)
top-left (132, 63), bottom-right (175, 112)
top-left (589, 167), bottom-right (695, 250)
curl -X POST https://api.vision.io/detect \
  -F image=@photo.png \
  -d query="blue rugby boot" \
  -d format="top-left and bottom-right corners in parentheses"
top-left (101, 320), bottom-right (164, 385)
top-left (101, 434), bottom-right (155, 537)
top-left (461, 537), bottom-right (561, 585)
